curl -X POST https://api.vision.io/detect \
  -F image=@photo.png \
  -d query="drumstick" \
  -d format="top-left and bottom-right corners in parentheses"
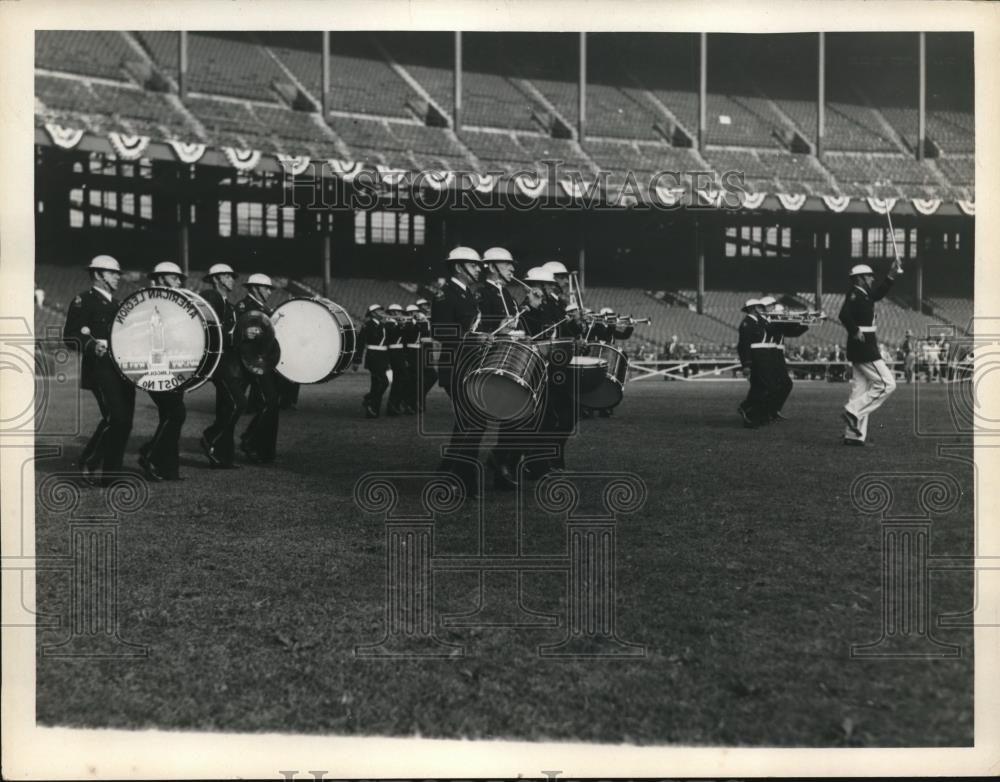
top-left (511, 276), bottom-right (534, 291)
top-left (530, 316), bottom-right (570, 340)
top-left (489, 307), bottom-right (529, 337)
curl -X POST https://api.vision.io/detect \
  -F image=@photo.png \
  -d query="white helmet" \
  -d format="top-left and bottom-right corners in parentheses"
top-left (151, 261), bottom-right (185, 279)
top-left (447, 246), bottom-right (482, 264)
top-left (742, 298), bottom-right (761, 312)
top-left (405, 304), bottom-right (419, 313)
top-left (483, 247), bottom-right (514, 263)
top-left (245, 273), bottom-right (274, 288)
top-left (850, 264), bottom-right (875, 277)
top-left (542, 260), bottom-right (569, 276)
top-left (367, 303), bottom-right (383, 314)
top-left (207, 263), bottom-right (236, 278)
top-left (415, 298), bottom-right (429, 307)
top-left (565, 302), bottom-right (580, 313)
top-left (759, 296), bottom-right (777, 307)
top-left (88, 254), bottom-right (121, 273)
top-left (524, 267), bottom-right (555, 283)
top-left (387, 303), bottom-right (403, 312)
top-left (599, 307), bottom-right (614, 316)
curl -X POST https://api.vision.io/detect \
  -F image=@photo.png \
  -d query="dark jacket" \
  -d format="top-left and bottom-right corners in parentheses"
top-left (839, 278), bottom-right (893, 363)
top-left (737, 314), bottom-right (767, 367)
top-left (63, 287), bottom-right (118, 391)
top-left (479, 280), bottom-right (520, 333)
top-left (431, 279), bottom-right (481, 388)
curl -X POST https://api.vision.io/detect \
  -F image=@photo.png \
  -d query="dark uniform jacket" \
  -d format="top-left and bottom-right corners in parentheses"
top-left (737, 314), bottom-right (767, 368)
top-left (234, 293), bottom-right (280, 372)
top-left (838, 278), bottom-right (893, 364)
top-left (764, 318), bottom-right (809, 347)
top-left (201, 288), bottom-right (238, 350)
top-left (401, 319), bottom-right (421, 348)
top-left (63, 287), bottom-right (118, 391)
top-left (431, 278), bottom-right (481, 389)
top-left (479, 280), bottom-right (520, 333)
top-left (356, 317), bottom-right (390, 369)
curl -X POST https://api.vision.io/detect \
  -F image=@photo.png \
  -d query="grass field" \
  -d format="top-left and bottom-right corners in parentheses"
top-left (35, 370), bottom-right (974, 746)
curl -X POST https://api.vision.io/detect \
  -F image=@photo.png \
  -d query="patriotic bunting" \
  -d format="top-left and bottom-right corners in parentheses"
top-left (777, 193), bottom-right (807, 211)
top-left (866, 197), bottom-right (897, 214)
top-left (167, 140), bottom-right (207, 164)
top-left (911, 198), bottom-right (941, 215)
top-left (957, 200), bottom-right (975, 216)
top-left (653, 185), bottom-right (685, 207)
top-left (696, 189), bottom-right (724, 208)
top-left (376, 164), bottom-right (408, 186)
top-left (423, 170), bottom-right (454, 191)
top-left (558, 178), bottom-right (597, 200)
top-left (740, 191), bottom-right (767, 210)
top-left (276, 154), bottom-right (312, 176)
top-left (470, 173), bottom-right (498, 194)
top-left (222, 147), bottom-right (262, 171)
top-left (514, 172), bottom-right (547, 199)
top-left (108, 132), bottom-right (150, 160)
top-left (44, 123), bottom-right (84, 149)
top-left (822, 195), bottom-right (851, 213)
top-left (327, 158), bottom-right (363, 182)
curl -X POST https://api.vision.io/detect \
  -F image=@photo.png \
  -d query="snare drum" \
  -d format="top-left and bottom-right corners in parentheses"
top-left (464, 336), bottom-right (547, 422)
top-left (270, 297), bottom-right (356, 383)
top-left (581, 343), bottom-right (630, 409)
top-left (110, 287), bottom-right (222, 392)
top-left (569, 355), bottom-right (609, 394)
top-left (535, 337), bottom-right (577, 366)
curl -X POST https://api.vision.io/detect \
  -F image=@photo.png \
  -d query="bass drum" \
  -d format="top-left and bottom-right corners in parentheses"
top-left (109, 287), bottom-right (222, 392)
top-left (270, 297), bottom-right (356, 383)
top-left (581, 343), bottom-right (630, 409)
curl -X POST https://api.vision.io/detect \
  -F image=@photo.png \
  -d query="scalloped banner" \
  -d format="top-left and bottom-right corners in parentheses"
top-left (696, 189), bottom-right (724, 208)
top-left (222, 147), bottom-right (262, 171)
top-left (327, 158), bottom-right (363, 182)
top-left (44, 123), bottom-right (84, 149)
top-left (514, 172), bottom-right (547, 199)
top-left (741, 191), bottom-right (767, 210)
top-left (376, 165), bottom-right (408, 186)
top-left (777, 193), bottom-right (807, 211)
top-left (167, 140), bottom-right (206, 164)
top-left (957, 200), bottom-right (975, 216)
top-left (423, 171), bottom-right (454, 191)
top-left (653, 185), bottom-right (685, 207)
top-left (276, 154), bottom-right (312, 176)
top-left (866, 196), bottom-right (897, 215)
top-left (108, 132), bottom-right (150, 160)
top-left (911, 198), bottom-right (941, 215)
top-left (468, 173), bottom-right (498, 194)
top-left (558, 178), bottom-right (598, 200)
top-left (822, 195), bottom-right (851, 213)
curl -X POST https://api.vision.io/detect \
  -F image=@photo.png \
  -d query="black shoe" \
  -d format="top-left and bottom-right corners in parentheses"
top-left (240, 441), bottom-right (262, 463)
top-left (841, 409), bottom-right (862, 439)
top-left (772, 411), bottom-right (788, 422)
top-left (843, 438), bottom-right (872, 447)
top-left (138, 454), bottom-right (164, 482)
top-left (200, 435), bottom-right (221, 467)
top-left (386, 405), bottom-right (401, 417)
top-left (78, 463), bottom-right (100, 487)
top-left (737, 405), bottom-right (753, 426)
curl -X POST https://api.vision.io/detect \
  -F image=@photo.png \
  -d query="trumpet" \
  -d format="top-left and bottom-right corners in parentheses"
top-left (766, 310), bottom-right (827, 324)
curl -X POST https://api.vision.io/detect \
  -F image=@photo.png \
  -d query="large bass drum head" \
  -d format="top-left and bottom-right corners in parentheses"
top-left (272, 298), bottom-right (343, 383)
top-left (110, 288), bottom-right (211, 392)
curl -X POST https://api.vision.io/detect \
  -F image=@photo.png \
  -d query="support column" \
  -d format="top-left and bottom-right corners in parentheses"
top-left (179, 223), bottom-right (190, 276)
top-left (814, 230), bottom-right (823, 311)
top-left (698, 33), bottom-right (707, 152)
top-left (454, 32), bottom-right (463, 134)
top-left (178, 32), bottom-right (188, 100)
top-left (322, 225), bottom-right (332, 297)
top-left (578, 32), bottom-right (587, 142)
top-left (578, 235), bottom-right (586, 293)
top-left (915, 250), bottom-right (924, 311)
top-left (917, 32), bottom-right (926, 161)
top-left (321, 31), bottom-right (330, 119)
top-left (817, 32), bottom-right (825, 159)
top-left (696, 221), bottom-right (705, 315)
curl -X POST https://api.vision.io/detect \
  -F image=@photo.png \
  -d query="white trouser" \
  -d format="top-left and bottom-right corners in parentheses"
top-left (844, 359), bottom-right (897, 440)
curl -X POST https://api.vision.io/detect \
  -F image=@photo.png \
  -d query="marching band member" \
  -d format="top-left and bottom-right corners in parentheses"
top-left (414, 297), bottom-right (437, 411)
top-left (840, 260), bottom-right (901, 446)
top-left (200, 263), bottom-right (243, 469)
top-left (384, 303), bottom-right (412, 416)
top-left (402, 304), bottom-right (423, 413)
top-left (63, 254), bottom-right (136, 486)
top-left (761, 298), bottom-right (808, 422)
top-left (355, 304), bottom-right (391, 419)
top-left (138, 262), bottom-right (188, 481)
top-left (541, 260), bottom-right (573, 309)
top-left (736, 297), bottom-right (769, 428)
top-left (431, 246), bottom-right (489, 497)
top-left (584, 308), bottom-right (632, 417)
top-left (235, 273), bottom-right (281, 463)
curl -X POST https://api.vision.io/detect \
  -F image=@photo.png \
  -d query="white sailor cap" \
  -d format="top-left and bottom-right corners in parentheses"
top-left (150, 261), bottom-right (185, 279)
top-left (88, 254), bottom-right (122, 272)
top-left (850, 264), bottom-right (875, 277)
top-left (245, 273), bottom-right (274, 288)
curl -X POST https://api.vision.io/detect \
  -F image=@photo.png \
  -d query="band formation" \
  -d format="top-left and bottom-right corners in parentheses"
top-left (62, 247), bottom-right (902, 489)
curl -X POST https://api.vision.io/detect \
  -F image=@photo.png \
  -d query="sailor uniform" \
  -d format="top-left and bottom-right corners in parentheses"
top-left (737, 312), bottom-right (769, 426)
top-left (200, 288), bottom-right (245, 467)
top-left (234, 293), bottom-right (280, 462)
top-left (356, 316), bottom-right (391, 416)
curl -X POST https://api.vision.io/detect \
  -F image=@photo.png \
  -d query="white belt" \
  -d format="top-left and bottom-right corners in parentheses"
top-left (405, 343), bottom-right (421, 349)
top-left (367, 345), bottom-right (388, 351)
top-left (858, 326), bottom-right (876, 333)
top-left (388, 344), bottom-right (403, 350)
top-left (419, 337), bottom-right (433, 344)
top-left (751, 342), bottom-right (783, 350)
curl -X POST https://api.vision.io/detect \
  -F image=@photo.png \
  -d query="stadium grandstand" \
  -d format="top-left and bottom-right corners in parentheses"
top-left (34, 30), bottom-right (974, 358)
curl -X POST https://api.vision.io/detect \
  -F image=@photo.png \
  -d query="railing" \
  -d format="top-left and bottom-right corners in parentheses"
top-left (629, 358), bottom-right (972, 383)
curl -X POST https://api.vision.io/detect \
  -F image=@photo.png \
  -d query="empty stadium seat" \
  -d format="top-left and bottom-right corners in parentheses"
top-left (37, 31), bottom-right (136, 81)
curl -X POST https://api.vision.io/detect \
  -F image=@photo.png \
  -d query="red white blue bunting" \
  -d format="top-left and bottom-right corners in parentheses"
top-left (376, 164), bottom-right (408, 186)
top-left (222, 147), bottom-right (262, 171)
top-left (108, 132), bottom-right (150, 161)
top-left (822, 195), bottom-right (851, 213)
top-left (167, 140), bottom-right (207, 164)
top-left (276, 154), bottom-right (311, 176)
top-left (470, 173), bottom-right (498, 194)
top-left (911, 198), bottom-right (941, 215)
top-left (514, 172), bottom-right (547, 199)
top-left (777, 193), bottom-right (807, 211)
top-left (740, 191), bottom-right (767, 210)
top-left (866, 197), bottom-right (897, 214)
top-left (44, 123), bottom-right (84, 149)
top-left (423, 171), bottom-right (454, 191)
top-left (327, 158), bottom-right (363, 182)
top-left (957, 200), bottom-right (975, 216)
top-left (653, 184), bottom-right (685, 207)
